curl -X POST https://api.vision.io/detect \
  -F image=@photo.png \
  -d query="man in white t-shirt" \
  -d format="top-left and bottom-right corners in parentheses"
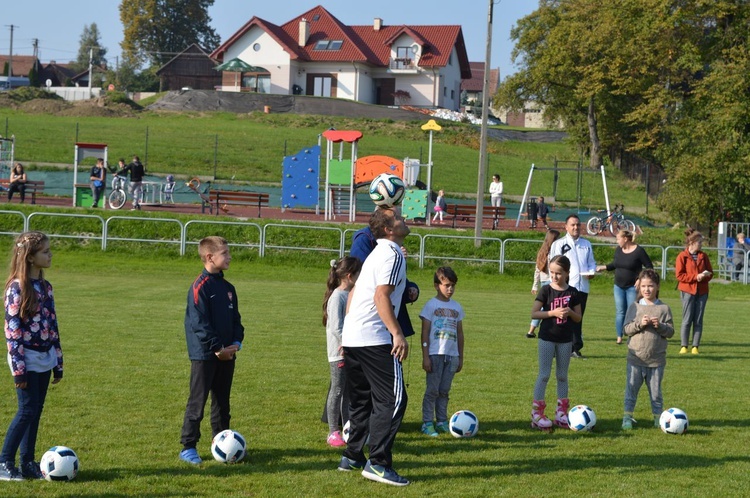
top-left (338, 207), bottom-right (410, 487)
top-left (549, 214), bottom-right (596, 358)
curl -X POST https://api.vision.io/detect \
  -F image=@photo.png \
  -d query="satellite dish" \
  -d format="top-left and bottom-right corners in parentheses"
top-left (45, 79), bottom-right (52, 88)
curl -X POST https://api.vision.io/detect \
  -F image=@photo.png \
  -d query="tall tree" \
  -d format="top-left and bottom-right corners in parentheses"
top-left (73, 23), bottom-right (108, 73)
top-left (119, 0), bottom-right (220, 68)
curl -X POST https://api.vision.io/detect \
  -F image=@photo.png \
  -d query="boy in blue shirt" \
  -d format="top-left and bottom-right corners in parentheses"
top-left (179, 236), bottom-right (244, 465)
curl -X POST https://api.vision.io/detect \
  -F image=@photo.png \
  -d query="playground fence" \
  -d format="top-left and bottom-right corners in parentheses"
top-left (0, 209), bottom-right (746, 283)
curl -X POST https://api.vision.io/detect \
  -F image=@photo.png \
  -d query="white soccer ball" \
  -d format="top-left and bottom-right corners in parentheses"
top-left (342, 420), bottom-right (351, 443)
top-left (368, 173), bottom-right (406, 207)
top-left (568, 405), bottom-right (597, 432)
top-left (660, 407), bottom-right (689, 435)
top-left (40, 446), bottom-right (79, 481)
top-left (211, 429), bottom-right (247, 463)
top-left (449, 410), bottom-right (479, 438)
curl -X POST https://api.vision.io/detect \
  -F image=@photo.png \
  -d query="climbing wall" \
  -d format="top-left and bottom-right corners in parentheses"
top-left (281, 145), bottom-right (321, 209)
top-left (401, 188), bottom-right (427, 221)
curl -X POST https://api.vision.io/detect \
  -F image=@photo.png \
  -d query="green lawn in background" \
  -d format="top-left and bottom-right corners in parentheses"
top-left (1, 248), bottom-right (748, 497)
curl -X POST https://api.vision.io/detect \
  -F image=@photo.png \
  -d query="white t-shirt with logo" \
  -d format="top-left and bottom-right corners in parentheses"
top-left (420, 297), bottom-right (465, 356)
top-left (342, 239), bottom-right (406, 347)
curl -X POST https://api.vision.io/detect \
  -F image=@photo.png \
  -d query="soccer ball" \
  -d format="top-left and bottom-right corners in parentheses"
top-left (368, 173), bottom-right (406, 207)
top-left (568, 405), bottom-right (597, 432)
top-left (211, 429), bottom-right (247, 463)
top-left (342, 420), bottom-right (351, 443)
top-left (40, 446), bottom-right (79, 481)
top-left (449, 410), bottom-right (479, 438)
top-left (660, 408), bottom-right (689, 435)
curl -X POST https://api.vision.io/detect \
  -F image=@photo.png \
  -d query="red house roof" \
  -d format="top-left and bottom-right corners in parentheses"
top-left (461, 62), bottom-right (499, 93)
top-left (0, 55), bottom-right (39, 77)
top-left (211, 5), bottom-right (471, 77)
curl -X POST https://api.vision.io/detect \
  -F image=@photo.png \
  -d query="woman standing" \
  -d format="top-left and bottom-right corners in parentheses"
top-left (596, 230), bottom-right (653, 344)
top-left (489, 174), bottom-right (503, 207)
top-left (675, 228), bottom-right (713, 354)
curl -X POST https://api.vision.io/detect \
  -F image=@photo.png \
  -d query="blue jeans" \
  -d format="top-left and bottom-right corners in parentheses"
top-left (0, 370), bottom-right (52, 465)
top-left (614, 285), bottom-right (637, 339)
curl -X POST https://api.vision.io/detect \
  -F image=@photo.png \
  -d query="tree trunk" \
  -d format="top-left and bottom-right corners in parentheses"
top-left (587, 96), bottom-right (602, 168)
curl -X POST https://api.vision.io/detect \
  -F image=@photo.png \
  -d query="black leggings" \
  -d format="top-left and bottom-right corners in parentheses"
top-left (7, 182), bottom-right (25, 202)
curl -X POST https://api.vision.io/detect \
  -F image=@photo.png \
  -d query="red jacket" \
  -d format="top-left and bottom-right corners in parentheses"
top-left (675, 250), bottom-right (713, 296)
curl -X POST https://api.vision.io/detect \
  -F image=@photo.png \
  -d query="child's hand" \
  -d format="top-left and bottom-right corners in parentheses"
top-left (650, 316), bottom-right (660, 328)
top-left (641, 315), bottom-right (651, 327)
top-left (422, 357), bottom-right (432, 373)
top-left (456, 358), bottom-right (463, 373)
top-left (553, 307), bottom-right (570, 319)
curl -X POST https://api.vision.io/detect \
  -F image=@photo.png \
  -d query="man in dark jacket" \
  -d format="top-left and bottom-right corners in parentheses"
top-left (116, 155), bottom-right (146, 210)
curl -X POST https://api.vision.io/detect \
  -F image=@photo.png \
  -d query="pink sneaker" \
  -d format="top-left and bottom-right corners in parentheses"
top-left (327, 431), bottom-right (346, 447)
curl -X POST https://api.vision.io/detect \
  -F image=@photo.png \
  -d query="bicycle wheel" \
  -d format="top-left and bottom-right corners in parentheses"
top-left (109, 189), bottom-right (126, 209)
top-left (586, 217), bottom-right (602, 235)
top-left (624, 219), bottom-right (637, 232)
top-left (609, 219), bottom-right (622, 237)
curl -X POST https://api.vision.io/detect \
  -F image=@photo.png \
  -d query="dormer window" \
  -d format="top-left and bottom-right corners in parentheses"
top-left (314, 40), bottom-right (343, 50)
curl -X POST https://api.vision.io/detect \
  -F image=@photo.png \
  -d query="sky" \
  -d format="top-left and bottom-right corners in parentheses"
top-left (2, 1), bottom-right (537, 79)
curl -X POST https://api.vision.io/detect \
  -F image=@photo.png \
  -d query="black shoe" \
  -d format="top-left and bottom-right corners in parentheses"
top-left (0, 461), bottom-right (23, 481)
top-left (20, 461), bottom-right (43, 480)
top-left (526, 332), bottom-right (536, 338)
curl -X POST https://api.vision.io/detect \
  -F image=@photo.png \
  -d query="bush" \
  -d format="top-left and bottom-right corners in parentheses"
top-left (6, 86), bottom-right (63, 103)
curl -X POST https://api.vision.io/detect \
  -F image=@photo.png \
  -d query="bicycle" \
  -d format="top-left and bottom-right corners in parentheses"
top-left (108, 176), bottom-right (128, 209)
top-left (586, 204), bottom-right (636, 236)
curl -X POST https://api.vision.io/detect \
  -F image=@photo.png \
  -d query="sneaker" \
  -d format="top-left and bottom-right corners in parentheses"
top-left (179, 448), bottom-right (202, 465)
top-left (0, 462), bottom-right (23, 481)
top-left (679, 346), bottom-right (689, 354)
top-left (691, 347), bottom-right (699, 355)
top-left (621, 415), bottom-right (636, 431)
top-left (421, 422), bottom-right (438, 437)
top-left (526, 332), bottom-right (536, 338)
top-left (338, 455), bottom-right (366, 472)
top-left (361, 460), bottom-right (410, 486)
top-left (654, 415), bottom-right (661, 428)
top-left (20, 461), bottom-right (43, 480)
top-left (571, 351), bottom-right (586, 359)
top-left (327, 431), bottom-right (346, 447)
top-left (435, 421), bottom-right (450, 434)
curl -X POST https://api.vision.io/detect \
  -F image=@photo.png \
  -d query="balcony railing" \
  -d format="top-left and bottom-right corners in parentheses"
top-left (389, 58), bottom-right (418, 71)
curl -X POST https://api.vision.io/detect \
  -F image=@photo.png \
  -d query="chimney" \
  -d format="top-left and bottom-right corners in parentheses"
top-left (374, 18), bottom-right (383, 31)
top-left (299, 18), bottom-right (310, 47)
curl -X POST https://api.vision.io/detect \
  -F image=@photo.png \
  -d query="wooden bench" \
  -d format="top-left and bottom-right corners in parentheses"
top-left (446, 204), bottom-right (506, 229)
top-left (208, 190), bottom-right (269, 217)
top-left (0, 179), bottom-right (45, 204)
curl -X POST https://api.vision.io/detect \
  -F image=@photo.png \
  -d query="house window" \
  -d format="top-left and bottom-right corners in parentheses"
top-left (443, 86), bottom-right (447, 97)
top-left (394, 46), bottom-right (412, 69)
top-left (448, 52), bottom-right (453, 65)
top-left (314, 40), bottom-right (343, 50)
top-left (313, 76), bottom-right (333, 97)
top-left (241, 74), bottom-right (271, 93)
top-left (451, 89), bottom-right (455, 100)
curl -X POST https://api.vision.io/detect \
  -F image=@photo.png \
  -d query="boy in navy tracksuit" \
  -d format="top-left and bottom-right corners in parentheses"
top-left (179, 236), bottom-right (245, 465)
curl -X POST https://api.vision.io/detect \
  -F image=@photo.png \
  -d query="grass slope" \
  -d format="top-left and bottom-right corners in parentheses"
top-left (1, 248), bottom-right (748, 497)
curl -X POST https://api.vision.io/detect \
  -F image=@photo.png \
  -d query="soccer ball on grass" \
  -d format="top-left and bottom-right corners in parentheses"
top-left (40, 446), bottom-right (79, 481)
top-left (449, 410), bottom-right (479, 438)
top-left (368, 173), bottom-right (406, 207)
top-left (659, 408), bottom-right (689, 435)
top-left (568, 405), bottom-right (597, 432)
top-left (211, 429), bottom-right (247, 463)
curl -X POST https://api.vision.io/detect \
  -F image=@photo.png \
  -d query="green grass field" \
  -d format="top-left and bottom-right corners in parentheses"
top-left (1, 245), bottom-right (748, 497)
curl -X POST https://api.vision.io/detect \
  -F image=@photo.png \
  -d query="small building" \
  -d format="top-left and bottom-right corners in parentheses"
top-left (209, 5), bottom-right (471, 110)
top-left (155, 43), bottom-right (221, 91)
top-left (460, 61), bottom-right (499, 113)
top-left (40, 62), bottom-right (77, 87)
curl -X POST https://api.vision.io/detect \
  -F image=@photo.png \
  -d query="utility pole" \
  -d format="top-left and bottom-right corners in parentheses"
top-left (32, 38), bottom-right (38, 59)
top-left (474, 0), bottom-right (495, 245)
top-left (5, 24), bottom-right (18, 77)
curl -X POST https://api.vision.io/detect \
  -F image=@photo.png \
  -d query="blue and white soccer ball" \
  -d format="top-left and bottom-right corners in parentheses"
top-left (660, 408), bottom-right (689, 435)
top-left (568, 405), bottom-right (597, 432)
top-left (40, 446), bottom-right (79, 481)
top-left (449, 410), bottom-right (479, 438)
top-left (368, 173), bottom-right (406, 207)
top-left (211, 429), bottom-right (247, 463)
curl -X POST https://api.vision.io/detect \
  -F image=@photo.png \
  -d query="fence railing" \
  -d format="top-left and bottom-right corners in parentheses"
top-left (1, 210), bottom-right (747, 283)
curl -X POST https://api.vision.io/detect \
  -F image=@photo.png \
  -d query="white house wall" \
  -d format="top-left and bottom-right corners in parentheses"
top-left (225, 28), bottom-right (291, 94)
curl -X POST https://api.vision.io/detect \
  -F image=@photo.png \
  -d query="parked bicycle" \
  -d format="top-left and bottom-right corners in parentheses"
top-left (108, 176), bottom-right (128, 209)
top-left (586, 204), bottom-right (636, 236)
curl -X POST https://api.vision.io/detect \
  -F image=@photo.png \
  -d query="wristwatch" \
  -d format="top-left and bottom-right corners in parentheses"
top-left (422, 342), bottom-right (428, 348)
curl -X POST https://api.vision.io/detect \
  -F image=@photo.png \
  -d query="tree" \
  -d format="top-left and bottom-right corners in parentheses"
top-left (72, 23), bottom-right (108, 73)
top-left (119, 0), bottom-right (220, 68)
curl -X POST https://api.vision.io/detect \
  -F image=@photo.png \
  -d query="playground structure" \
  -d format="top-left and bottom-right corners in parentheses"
top-left (0, 135), bottom-right (14, 177)
top-left (73, 142), bottom-right (108, 208)
top-left (517, 162), bottom-right (611, 228)
top-left (281, 121), bottom-right (440, 223)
